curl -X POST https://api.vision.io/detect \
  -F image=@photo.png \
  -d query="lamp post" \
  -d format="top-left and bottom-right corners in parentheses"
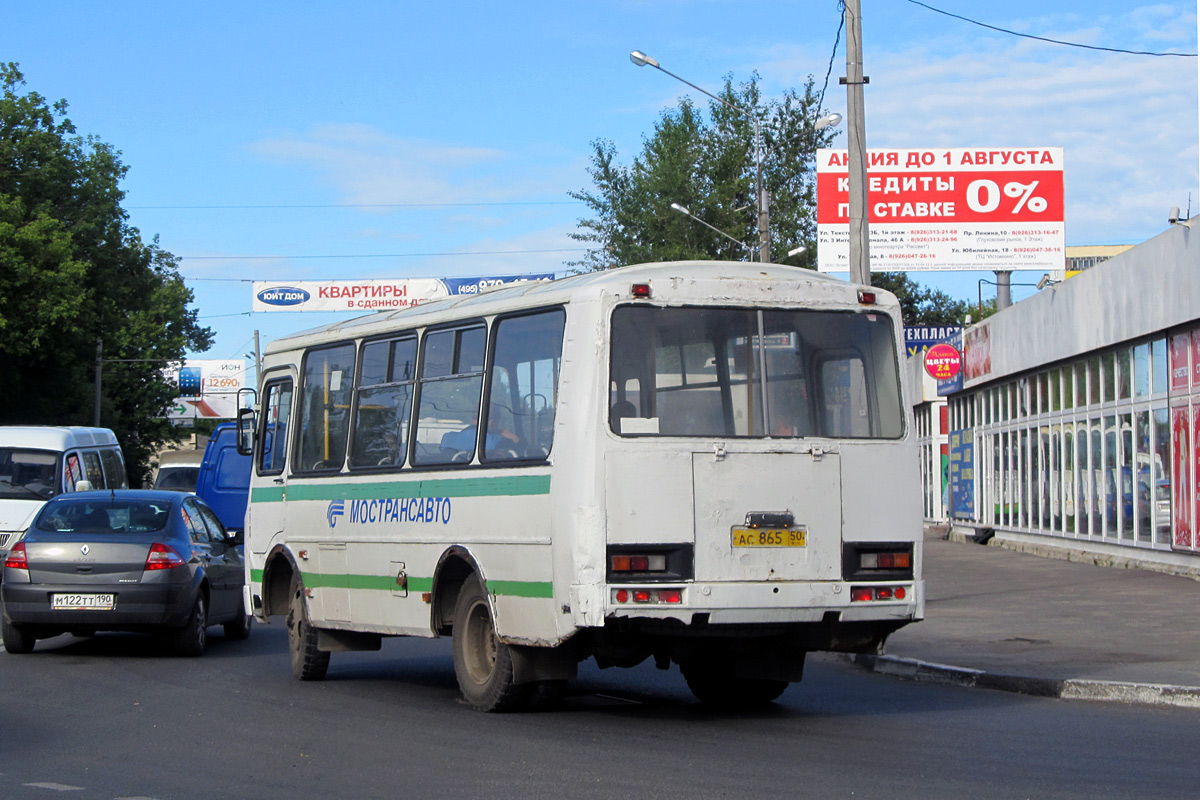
top-left (631, 50), bottom-right (841, 263)
top-left (670, 203), bottom-right (759, 260)
top-left (978, 277), bottom-right (1042, 319)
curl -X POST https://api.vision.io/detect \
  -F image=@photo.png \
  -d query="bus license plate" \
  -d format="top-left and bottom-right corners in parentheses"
top-left (731, 526), bottom-right (806, 548)
top-left (52, 593), bottom-right (115, 610)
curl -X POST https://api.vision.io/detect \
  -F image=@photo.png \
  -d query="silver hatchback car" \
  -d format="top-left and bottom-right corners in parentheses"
top-left (1, 490), bottom-right (250, 656)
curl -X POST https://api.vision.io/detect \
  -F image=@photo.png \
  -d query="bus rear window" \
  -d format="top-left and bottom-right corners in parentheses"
top-left (609, 306), bottom-right (903, 439)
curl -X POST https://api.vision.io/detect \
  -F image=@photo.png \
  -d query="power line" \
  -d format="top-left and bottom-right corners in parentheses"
top-left (130, 200), bottom-right (585, 210)
top-left (906, 0), bottom-right (1198, 57)
top-left (817, 1), bottom-right (847, 113)
top-left (179, 247), bottom-right (586, 261)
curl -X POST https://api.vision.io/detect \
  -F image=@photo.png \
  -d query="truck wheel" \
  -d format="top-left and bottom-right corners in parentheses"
top-left (452, 575), bottom-right (532, 712)
top-left (287, 578), bottom-right (329, 681)
top-left (682, 653), bottom-right (788, 708)
top-left (2, 614), bottom-right (36, 654)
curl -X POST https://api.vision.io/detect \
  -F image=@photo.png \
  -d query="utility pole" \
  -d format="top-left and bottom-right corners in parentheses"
top-left (93, 338), bottom-right (103, 426)
top-left (842, 0), bottom-right (872, 286)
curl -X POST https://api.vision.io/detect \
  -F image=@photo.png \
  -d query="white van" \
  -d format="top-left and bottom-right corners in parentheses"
top-left (0, 427), bottom-right (127, 558)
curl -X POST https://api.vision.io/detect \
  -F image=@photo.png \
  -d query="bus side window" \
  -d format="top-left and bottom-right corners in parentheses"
top-left (297, 342), bottom-right (356, 472)
top-left (349, 336), bottom-right (417, 468)
top-left (413, 325), bottom-right (487, 466)
top-left (482, 310), bottom-right (565, 462)
top-left (259, 379), bottom-right (293, 475)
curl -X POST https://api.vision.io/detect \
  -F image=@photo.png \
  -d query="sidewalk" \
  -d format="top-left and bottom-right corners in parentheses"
top-left (853, 528), bottom-right (1200, 708)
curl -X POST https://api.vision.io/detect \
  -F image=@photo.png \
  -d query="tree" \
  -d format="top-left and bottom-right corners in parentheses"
top-left (0, 63), bottom-right (213, 485)
top-left (570, 74), bottom-right (837, 271)
top-left (569, 73), bottom-right (975, 327)
top-left (870, 272), bottom-right (974, 326)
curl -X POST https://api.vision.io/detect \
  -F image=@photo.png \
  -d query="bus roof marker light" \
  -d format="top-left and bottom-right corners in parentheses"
top-left (858, 290), bottom-right (876, 305)
top-left (631, 283), bottom-right (652, 298)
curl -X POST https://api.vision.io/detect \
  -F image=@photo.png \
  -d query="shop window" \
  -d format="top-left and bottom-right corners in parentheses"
top-left (1151, 339), bottom-right (1168, 394)
top-left (1116, 348), bottom-right (1131, 401)
top-left (1134, 343), bottom-right (1150, 397)
top-left (1151, 407), bottom-right (1171, 544)
top-left (1088, 357), bottom-right (1101, 405)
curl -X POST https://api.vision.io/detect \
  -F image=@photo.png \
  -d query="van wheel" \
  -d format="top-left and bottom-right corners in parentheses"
top-left (287, 579), bottom-right (329, 681)
top-left (682, 653), bottom-right (788, 708)
top-left (452, 575), bottom-right (531, 712)
top-left (2, 614), bottom-right (36, 654)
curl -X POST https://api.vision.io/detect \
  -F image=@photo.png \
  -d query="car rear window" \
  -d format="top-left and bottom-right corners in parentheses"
top-left (36, 499), bottom-right (171, 533)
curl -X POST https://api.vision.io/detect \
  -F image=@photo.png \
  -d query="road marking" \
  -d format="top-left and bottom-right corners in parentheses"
top-left (24, 783), bottom-right (84, 791)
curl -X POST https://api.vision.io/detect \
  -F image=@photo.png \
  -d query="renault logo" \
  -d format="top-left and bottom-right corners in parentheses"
top-left (80, 544), bottom-right (90, 556)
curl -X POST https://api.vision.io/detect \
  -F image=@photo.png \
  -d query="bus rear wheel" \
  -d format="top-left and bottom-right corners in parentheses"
top-left (682, 653), bottom-right (789, 709)
top-left (452, 575), bottom-right (532, 712)
top-left (287, 578), bottom-right (329, 681)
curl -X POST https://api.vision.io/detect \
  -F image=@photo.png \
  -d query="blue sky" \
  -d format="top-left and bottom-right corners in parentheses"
top-left (3, 0), bottom-right (1197, 363)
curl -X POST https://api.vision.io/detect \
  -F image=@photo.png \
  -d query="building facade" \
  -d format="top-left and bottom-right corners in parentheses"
top-left (913, 218), bottom-right (1200, 573)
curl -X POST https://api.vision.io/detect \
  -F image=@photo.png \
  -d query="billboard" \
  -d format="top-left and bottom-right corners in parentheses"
top-left (165, 360), bottom-right (248, 420)
top-left (252, 274), bottom-right (554, 313)
top-left (816, 147), bottom-right (1064, 272)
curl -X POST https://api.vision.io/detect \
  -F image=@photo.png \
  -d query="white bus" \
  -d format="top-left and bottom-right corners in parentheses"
top-left (237, 261), bottom-right (924, 711)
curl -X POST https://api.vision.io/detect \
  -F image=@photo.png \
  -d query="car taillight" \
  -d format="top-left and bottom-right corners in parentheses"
top-left (144, 542), bottom-right (185, 571)
top-left (5, 541), bottom-right (27, 570)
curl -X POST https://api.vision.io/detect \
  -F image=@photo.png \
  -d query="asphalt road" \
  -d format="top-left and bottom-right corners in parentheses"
top-left (1, 623), bottom-right (1197, 800)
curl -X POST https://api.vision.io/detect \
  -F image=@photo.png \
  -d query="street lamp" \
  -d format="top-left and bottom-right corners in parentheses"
top-left (631, 50), bottom-right (841, 263)
top-left (670, 203), bottom-right (759, 261)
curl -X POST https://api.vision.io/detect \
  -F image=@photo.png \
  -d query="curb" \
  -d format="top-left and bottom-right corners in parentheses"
top-left (850, 654), bottom-right (1200, 710)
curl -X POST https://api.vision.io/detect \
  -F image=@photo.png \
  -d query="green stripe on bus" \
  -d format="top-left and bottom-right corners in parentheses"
top-left (250, 569), bottom-right (547, 598)
top-left (250, 474), bottom-right (549, 503)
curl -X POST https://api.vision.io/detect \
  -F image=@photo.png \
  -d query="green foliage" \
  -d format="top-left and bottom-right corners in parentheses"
top-left (870, 272), bottom-right (975, 326)
top-left (570, 72), bottom-right (978, 325)
top-left (570, 74), bottom-right (836, 270)
top-left (0, 63), bottom-right (213, 485)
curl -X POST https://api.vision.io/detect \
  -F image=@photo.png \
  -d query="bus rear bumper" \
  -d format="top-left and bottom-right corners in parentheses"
top-left (600, 579), bottom-right (925, 627)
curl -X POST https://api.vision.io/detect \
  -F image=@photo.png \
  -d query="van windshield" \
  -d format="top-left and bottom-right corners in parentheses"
top-left (0, 448), bottom-right (60, 500)
top-left (609, 305), bottom-right (904, 439)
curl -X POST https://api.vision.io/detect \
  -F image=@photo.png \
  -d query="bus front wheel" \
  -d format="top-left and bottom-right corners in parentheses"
top-left (452, 575), bottom-right (532, 712)
top-left (287, 579), bottom-right (329, 681)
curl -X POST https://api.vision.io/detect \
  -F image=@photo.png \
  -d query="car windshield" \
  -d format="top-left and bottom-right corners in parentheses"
top-left (35, 498), bottom-right (171, 533)
top-left (0, 448), bottom-right (60, 500)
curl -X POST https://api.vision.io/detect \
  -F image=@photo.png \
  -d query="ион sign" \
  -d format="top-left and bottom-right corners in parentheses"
top-left (924, 342), bottom-right (962, 381)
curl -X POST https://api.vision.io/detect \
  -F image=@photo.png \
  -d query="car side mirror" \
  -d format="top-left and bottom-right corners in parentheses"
top-left (226, 528), bottom-right (244, 547)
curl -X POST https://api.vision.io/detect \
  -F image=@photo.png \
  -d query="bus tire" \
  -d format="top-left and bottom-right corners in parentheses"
top-left (682, 654), bottom-right (789, 709)
top-left (287, 579), bottom-right (329, 681)
top-left (452, 575), bottom-right (532, 712)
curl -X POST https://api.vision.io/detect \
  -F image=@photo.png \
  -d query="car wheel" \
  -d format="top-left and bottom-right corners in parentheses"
top-left (224, 610), bottom-right (253, 641)
top-left (287, 578), bottom-right (329, 681)
top-left (172, 594), bottom-right (208, 657)
top-left (451, 575), bottom-right (532, 712)
top-left (681, 652), bottom-right (788, 709)
top-left (2, 613), bottom-right (36, 654)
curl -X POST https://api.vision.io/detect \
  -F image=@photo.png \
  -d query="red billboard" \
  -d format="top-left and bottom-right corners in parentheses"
top-left (817, 147), bottom-right (1065, 272)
